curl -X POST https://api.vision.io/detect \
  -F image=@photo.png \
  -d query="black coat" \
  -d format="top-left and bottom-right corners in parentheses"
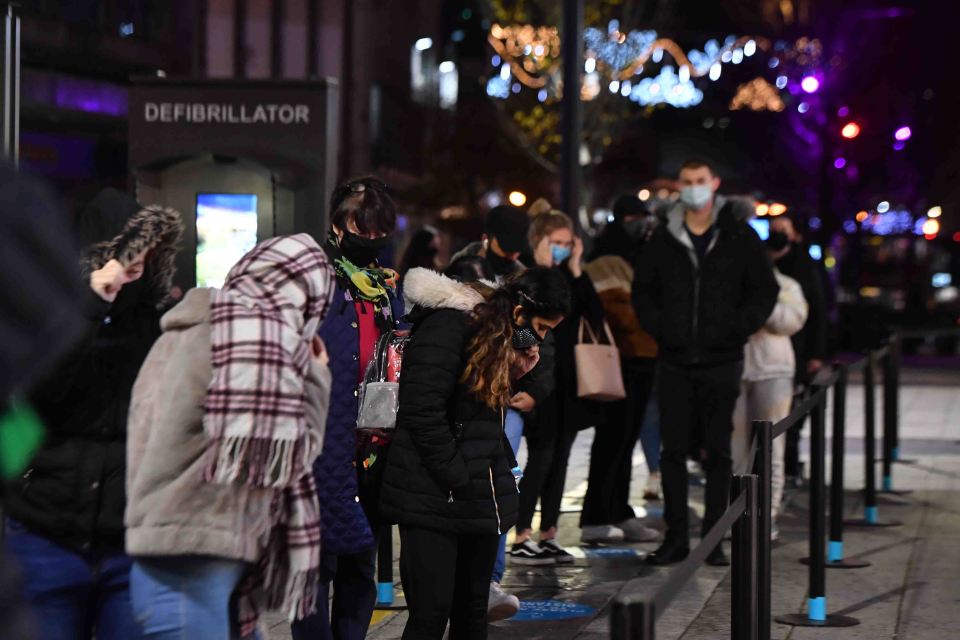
top-left (775, 244), bottom-right (828, 376)
top-left (379, 307), bottom-right (519, 535)
top-left (632, 202), bottom-right (779, 367)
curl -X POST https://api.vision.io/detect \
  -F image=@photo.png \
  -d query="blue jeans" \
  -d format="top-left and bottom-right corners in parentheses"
top-left (291, 548), bottom-right (377, 640)
top-left (4, 519), bottom-right (138, 640)
top-left (492, 408), bottom-right (524, 584)
top-left (130, 556), bottom-right (254, 639)
top-left (639, 377), bottom-right (661, 473)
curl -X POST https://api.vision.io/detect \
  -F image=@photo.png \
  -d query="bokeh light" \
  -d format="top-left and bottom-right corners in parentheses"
top-left (841, 122), bottom-right (861, 139)
top-left (800, 76), bottom-right (820, 93)
top-left (508, 191), bottom-right (527, 207)
top-left (894, 126), bottom-right (912, 141)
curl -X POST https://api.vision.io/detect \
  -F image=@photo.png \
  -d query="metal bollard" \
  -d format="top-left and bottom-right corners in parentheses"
top-left (731, 474), bottom-right (759, 640)
top-left (610, 598), bottom-right (655, 640)
top-left (751, 420), bottom-right (773, 640)
top-left (777, 389), bottom-right (859, 628)
top-left (846, 352), bottom-right (901, 528)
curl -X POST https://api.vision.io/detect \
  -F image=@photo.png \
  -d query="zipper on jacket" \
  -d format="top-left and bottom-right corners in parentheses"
top-left (489, 467), bottom-right (502, 535)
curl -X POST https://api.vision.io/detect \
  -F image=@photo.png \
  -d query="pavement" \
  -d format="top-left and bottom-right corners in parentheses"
top-left (264, 369), bottom-right (960, 639)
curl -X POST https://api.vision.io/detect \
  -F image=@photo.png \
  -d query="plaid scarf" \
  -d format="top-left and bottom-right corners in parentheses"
top-left (203, 234), bottom-right (334, 635)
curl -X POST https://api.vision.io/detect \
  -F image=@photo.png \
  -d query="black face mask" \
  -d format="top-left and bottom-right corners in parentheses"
top-left (486, 250), bottom-right (517, 276)
top-left (511, 322), bottom-right (543, 350)
top-left (340, 231), bottom-right (389, 266)
top-left (766, 230), bottom-right (790, 252)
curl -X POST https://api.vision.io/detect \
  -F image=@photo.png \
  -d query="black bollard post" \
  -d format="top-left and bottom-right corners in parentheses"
top-left (751, 420), bottom-right (773, 640)
top-left (777, 388), bottom-right (859, 628)
top-left (376, 523), bottom-right (394, 606)
top-left (846, 351), bottom-right (901, 528)
top-left (610, 598), bottom-right (655, 640)
top-left (826, 364), bottom-right (870, 568)
top-left (731, 474), bottom-right (759, 640)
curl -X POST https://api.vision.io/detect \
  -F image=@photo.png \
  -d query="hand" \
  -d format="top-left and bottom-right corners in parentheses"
top-left (89, 260), bottom-right (129, 302)
top-left (807, 358), bottom-right (824, 375)
top-left (533, 236), bottom-right (553, 268)
top-left (568, 236), bottom-right (584, 277)
top-left (510, 345), bottom-right (540, 380)
top-left (509, 392), bottom-right (536, 413)
top-left (311, 336), bottom-right (330, 367)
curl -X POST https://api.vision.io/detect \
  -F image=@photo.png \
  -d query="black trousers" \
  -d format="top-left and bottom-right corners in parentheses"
top-left (515, 403), bottom-right (579, 533)
top-left (657, 360), bottom-right (742, 546)
top-left (581, 358), bottom-right (656, 527)
top-left (398, 526), bottom-right (500, 640)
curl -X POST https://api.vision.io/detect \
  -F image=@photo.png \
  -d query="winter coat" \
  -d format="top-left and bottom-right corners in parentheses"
top-left (584, 255), bottom-right (657, 360)
top-left (379, 269), bottom-right (519, 534)
top-left (775, 245), bottom-right (828, 378)
top-left (632, 198), bottom-right (779, 367)
top-left (5, 193), bottom-right (182, 553)
top-left (314, 269), bottom-right (405, 555)
top-left (743, 272), bottom-right (808, 382)
top-left (125, 288), bottom-right (332, 561)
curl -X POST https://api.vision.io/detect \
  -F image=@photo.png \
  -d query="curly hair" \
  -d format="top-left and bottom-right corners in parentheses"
top-left (460, 268), bottom-right (571, 409)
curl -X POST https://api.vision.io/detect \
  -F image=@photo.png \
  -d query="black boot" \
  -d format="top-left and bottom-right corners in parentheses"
top-left (705, 544), bottom-right (730, 567)
top-left (644, 539), bottom-right (690, 566)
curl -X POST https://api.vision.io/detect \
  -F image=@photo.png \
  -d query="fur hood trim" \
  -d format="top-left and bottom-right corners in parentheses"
top-left (81, 206), bottom-right (183, 306)
top-left (403, 268), bottom-right (486, 313)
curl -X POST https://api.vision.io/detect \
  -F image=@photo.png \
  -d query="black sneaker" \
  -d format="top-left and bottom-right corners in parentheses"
top-left (706, 545), bottom-right (730, 567)
top-left (509, 539), bottom-right (556, 566)
top-left (644, 540), bottom-right (690, 566)
top-left (539, 539), bottom-right (575, 564)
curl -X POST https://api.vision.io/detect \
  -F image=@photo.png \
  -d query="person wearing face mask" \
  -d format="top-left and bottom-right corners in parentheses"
top-left (4, 189), bottom-right (183, 640)
top-left (633, 158), bottom-right (779, 567)
top-left (450, 204), bottom-right (530, 282)
top-left (290, 177), bottom-right (405, 640)
top-left (510, 206), bottom-right (607, 565)
top-left (581, 194), bottom-right (661, 544)
top-left (380, 266), bottom-right (569, 639)
top-left (767, 215), bottom-right (828, 485)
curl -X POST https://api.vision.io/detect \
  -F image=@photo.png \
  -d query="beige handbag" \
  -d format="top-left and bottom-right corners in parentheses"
top-left (575, 318), bottom-right (627, 401)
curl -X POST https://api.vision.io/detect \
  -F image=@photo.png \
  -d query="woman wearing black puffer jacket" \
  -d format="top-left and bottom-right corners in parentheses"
top-left (380, 267), bottom-right (570, 639)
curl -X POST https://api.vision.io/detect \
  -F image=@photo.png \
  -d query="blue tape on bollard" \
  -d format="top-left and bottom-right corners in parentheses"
top-left (865, 506), bottom-right (878, 524)
top-left (377, 582), bottom-right (394, 605)
top-left (882, 476), bottom-right (892, 492)
top-left (892, 446), bottom-right (900, 461)
top-left (808, 597), bottom-right (826, 622)
top-left (828, 540), bottom-right (844, 563)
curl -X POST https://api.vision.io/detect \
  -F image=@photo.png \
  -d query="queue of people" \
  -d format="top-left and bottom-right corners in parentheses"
top-left (3, 157), bottom-right (827, 639)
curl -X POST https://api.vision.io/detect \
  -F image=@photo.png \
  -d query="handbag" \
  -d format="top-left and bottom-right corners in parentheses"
top-left (356, 330), bottom-right (410, 431)
top-left (574, 318), bottom-right (627, 401)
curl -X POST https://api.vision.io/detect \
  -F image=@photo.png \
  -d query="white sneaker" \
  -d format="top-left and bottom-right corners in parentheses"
top-left (488, 582), bottom-right (520, 622)
top-left (581, 525), bottom-right (626, 544)
top-left (619, 519), bottom-right (660, 542)
top-left (643, 472), bottom-right (662, 501)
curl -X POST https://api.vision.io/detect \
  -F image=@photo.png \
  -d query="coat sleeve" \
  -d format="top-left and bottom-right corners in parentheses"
top-left (632, 240), bottom-right (662, 340)
top-left (735, 230), bottom-right (780, 339)
top-left (569, 269), bottom-right (606, 334)
top-left (764, 277), bottom-right (808, 337)
top-left (515, 332), bottom-right (555, 406)
top-left (395, 310), bottom-right (471, 491)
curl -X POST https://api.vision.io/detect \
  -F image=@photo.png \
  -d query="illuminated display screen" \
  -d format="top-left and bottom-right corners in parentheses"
top-left (196, 193), bottom-right (258, 288)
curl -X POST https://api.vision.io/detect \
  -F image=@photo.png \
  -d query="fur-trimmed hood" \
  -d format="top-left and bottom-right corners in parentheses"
top-left (77, 189), bottom-right (183, 307)
top-left (402, 267), bottom-right (486, 314)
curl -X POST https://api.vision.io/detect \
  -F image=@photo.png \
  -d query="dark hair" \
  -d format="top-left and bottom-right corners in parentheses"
top-left (679, 157), bottom-right (718, 177)
top-left (400, 227), bottom-right (439, 275)
top-left (612, 195), bottom-right (650, 223)
top-left (329, 176), bottom-right (397, 236)
top-left (444, 255), bottom-right (495, 283)
top-left (461, 267), bottom-right (570, 408)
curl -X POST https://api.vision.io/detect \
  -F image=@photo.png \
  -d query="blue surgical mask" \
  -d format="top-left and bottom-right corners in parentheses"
top-left (680, 184), bottom-right (714, 210)
top-left (550, 244), bottom-right (572, 265)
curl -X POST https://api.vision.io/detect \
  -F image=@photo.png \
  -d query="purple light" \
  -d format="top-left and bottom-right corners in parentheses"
top-left (892, 141), bottom-right (906, 151)
top-left (801, 76), bottom-right (820, 93)
top-left (837, 106), bottom-right (850, 117)
top-left (894, 126), bottom-right (912, 141)
top-left (834, 157), bottom-right (847, 169)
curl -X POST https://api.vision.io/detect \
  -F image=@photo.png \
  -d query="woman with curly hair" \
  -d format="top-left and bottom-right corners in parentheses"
top-left (379, 267), bottom-right (570, 639)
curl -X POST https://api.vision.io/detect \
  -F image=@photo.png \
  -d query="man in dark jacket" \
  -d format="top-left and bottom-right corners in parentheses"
top-left (4, 190), bottom-right (182, 639)
top-left (769, 214), bottom-right (828, 480)
top-left (633, 158), bottom-right (778, 566)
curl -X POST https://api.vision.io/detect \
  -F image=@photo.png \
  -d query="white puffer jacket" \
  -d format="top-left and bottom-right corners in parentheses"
top-left (743, 271), bottom-right (808, 382)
